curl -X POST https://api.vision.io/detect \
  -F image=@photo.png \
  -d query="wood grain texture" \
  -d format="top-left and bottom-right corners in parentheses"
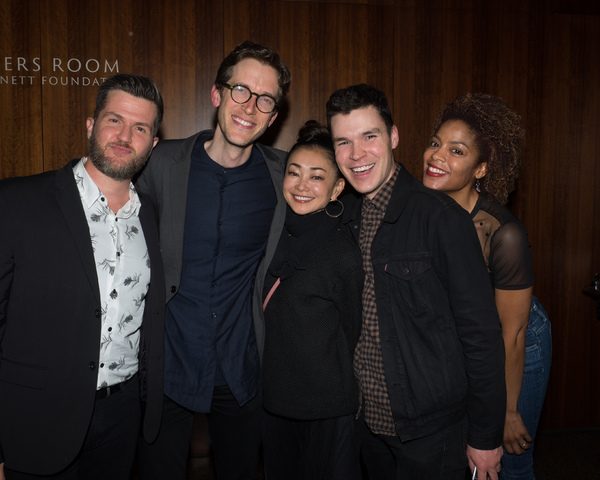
top-left (0, 0), bottom-right (598, 430)
top-left (0, 0), bottom-right (43, 178)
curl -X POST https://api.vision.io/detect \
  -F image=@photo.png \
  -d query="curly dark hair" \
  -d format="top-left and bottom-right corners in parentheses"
top-left (431, 93), bottom-right (524, 205)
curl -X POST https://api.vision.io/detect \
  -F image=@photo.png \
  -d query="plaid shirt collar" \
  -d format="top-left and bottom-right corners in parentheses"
top-left (363, 163), bottom-right (401, 214)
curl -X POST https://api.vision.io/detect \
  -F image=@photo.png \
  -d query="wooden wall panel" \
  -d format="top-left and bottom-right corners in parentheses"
top-left (38, 0), bottom-right (135, 172)
top-left (528, 12), bottom-right (600, 429)
top-left (0, 0), bottom-right (43, 178)
top-left (223, 0), bottom-right (394, 151)
top-left (394, 3), bottom-right (531, 178)
top-left (131, 0), bottom-right (224, 139)
top-left (0, 0), bottom-right (599, 430)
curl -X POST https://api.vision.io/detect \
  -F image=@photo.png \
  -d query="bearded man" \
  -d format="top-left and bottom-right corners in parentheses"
top-left (0, 73), bottom-right (166, 480)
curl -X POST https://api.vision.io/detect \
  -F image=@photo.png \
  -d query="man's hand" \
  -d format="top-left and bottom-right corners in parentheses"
top-left (0, 461), bottom-right (5, 480)
top-left (467, 445), bottom-right (503, 479)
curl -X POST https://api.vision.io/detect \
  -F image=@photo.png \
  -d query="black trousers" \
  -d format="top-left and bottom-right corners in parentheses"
top-left (137, 385), bottom-right (262, 480)
top-left (4, 376), bottom-right (141, 480)
top-left (357, 415), bottom-right (469, 480)
top-left (262, 411), bottom-right (360, 480)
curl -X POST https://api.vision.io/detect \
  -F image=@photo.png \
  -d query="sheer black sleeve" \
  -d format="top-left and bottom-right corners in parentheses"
top-left (472, 197), bottom-right (534, 290)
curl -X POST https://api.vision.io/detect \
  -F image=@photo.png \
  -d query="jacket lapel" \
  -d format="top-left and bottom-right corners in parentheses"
top-left (167, 133), bottom-right (199, 274)
top-left (54, 159), bottom-right (101, 305)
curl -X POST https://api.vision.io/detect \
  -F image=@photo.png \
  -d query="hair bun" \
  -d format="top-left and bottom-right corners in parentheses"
top-left (297, 120), bottom-right (330, 144)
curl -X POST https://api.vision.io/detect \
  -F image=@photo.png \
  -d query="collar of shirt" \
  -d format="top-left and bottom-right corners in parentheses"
top-left (363, 163), bottom-right (401, 214)
top-left (73, 157), bottom-right (142, 218)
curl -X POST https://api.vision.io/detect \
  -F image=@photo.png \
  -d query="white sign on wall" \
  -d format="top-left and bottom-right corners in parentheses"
top-left (1, 57), bottom-right (120, 86)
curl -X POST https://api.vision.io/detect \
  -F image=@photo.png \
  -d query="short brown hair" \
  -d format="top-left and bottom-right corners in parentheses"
top-left (214, 41), bottom-right (291, 105)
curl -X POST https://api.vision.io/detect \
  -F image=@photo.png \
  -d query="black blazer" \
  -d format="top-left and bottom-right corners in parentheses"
top-left (0, 159), bottom-right (165, 475)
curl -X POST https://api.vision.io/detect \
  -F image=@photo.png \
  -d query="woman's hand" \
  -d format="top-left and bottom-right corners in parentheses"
top-left (503, 410), bottom-right (532, 455)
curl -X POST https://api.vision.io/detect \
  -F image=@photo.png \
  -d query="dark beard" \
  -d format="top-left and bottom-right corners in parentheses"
top-left (88, 131), bottom-right (152, 181)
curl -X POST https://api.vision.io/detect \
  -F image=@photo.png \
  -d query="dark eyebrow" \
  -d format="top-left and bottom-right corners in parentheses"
top-left (288, 162), bottom-right (327, 172)
top-left (431, 134), bottom-right (470, 149)
top-left (104, 111), bottom-right (152, 130)
top-left (232, 82), bottom-right (277, 98)
top-left (333, 127), bottom-right (382, 144)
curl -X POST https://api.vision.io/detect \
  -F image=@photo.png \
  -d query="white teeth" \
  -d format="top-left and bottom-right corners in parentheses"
top-left (236, 117), bottom-right (252, 127)
top-left (294, 195), bottom-right (312, 201)
top-left (428, 166), bottom-right (446, 174)
top-left (352, 164), bottom-right (374, 173)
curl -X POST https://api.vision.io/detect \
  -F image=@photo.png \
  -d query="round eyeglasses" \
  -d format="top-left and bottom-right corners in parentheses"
top-left (223, 83), bottom-right (279, 114)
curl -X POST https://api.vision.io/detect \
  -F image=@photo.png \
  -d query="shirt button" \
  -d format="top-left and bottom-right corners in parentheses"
top-left (89, 362), bottom-right (96, 370)
top-left (95, 309), bottom-right (101, 318)
top-left (100, 363), bottom-right (104, 368)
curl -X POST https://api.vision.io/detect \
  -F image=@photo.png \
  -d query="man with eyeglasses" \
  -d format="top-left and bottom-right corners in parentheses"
top-left (136, 41), bottom-right (291, 480)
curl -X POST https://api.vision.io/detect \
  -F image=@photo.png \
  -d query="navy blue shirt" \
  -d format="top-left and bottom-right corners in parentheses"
top-left (164, 137), bottom-right (277, 411)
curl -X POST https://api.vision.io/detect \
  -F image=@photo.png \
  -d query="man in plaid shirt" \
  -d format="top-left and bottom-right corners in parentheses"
top-left (327, 84), bottom-right (506, 480)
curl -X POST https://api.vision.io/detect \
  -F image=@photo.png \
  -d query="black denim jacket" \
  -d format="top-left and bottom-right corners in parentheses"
top-left (341, 165), bottom-right (506, 450)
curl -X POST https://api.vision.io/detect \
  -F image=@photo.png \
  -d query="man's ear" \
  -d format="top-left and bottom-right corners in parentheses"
top-left (267, 111), bottom-right (279, 128)
top-left (86, 118), bottom-right (94, 139)
top-left (210, 85), bottom-right (222, 108)
top-left (390, 125), bottom-right (399, 149)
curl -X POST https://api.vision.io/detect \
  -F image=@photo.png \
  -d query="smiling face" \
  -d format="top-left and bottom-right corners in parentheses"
top-left (330, 106), bottom-right (399, 200)
top-left (283, 148), bottom-right (345, 215)
top-left (422, 119), bottom-right (486, 208)
top-left (86, 90), bottom-right (159, 181)
top-left (212, 58), bottom-right (279, 150)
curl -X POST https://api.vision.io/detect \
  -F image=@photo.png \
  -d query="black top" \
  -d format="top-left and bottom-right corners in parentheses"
top-left (471, 195), bottom-right (534, 290)
top-left (262, 213), bottom-right (364, 420)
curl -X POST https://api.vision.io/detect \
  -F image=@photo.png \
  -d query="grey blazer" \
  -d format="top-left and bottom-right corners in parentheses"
top-left (135, 129), bottom-right (287, 360)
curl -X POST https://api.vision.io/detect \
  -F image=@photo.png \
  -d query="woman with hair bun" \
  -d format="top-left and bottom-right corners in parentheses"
top-left (423, 93), bottom-right (551, 480)
top-left (261, 121), bottom-right (364, 479)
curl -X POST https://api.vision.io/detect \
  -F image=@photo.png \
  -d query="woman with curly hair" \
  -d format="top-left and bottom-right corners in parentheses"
top-left (422, 93), bottom-right (551, 480)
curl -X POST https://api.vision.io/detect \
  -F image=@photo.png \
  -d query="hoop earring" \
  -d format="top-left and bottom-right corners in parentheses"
top-left (325, 199), bottom-right (344, 218)
top-left (475, 178), bottom-right (481, 193)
